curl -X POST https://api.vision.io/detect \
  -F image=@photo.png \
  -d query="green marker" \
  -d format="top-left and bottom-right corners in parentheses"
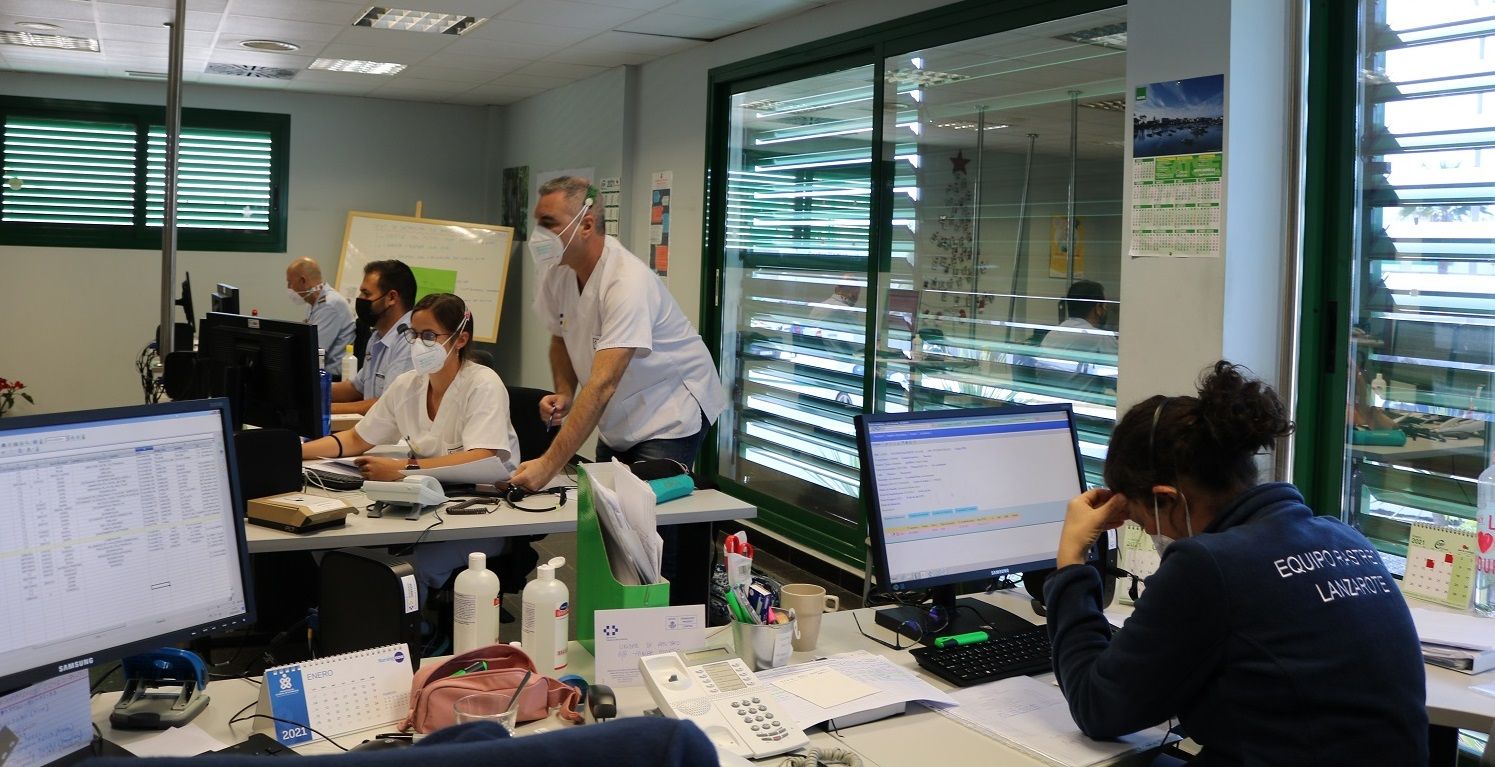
top-left (934, 631), bottom-right (990, 648)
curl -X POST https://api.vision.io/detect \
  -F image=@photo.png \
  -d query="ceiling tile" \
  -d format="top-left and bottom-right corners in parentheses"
top-left (493, 0), bottom-right (648, 31)
top-left (99, 0), bottom-right (230, 11)
top-left (221, 16), bottom-right (346, 43)
top-left (329, 26), bottom-right (461, 53)
top-left (366, 77), bottom-right (477, 97)
top-left (580, 0), bottom-right (676, 10)
top-left (420, 45), bottom-right (559, 69)
top-left (491, 71), bottom-right (577, 89)
top-left (230, 0), bottom-right (364, 25)
top-left (93, 5), bottom-right (222, 31)
top-left (541, 47), bottom-right (649, 67)
top-left (5, 0), bottom-right (96, 22)
top-left (97, 23), bottom-right (215, 47)
top-left (614, 12), bottom-right (747, 40)
top-left (459, 18), bottom-right (596, 46)
top-left (567, 29), bottom-right (698, 54)
top-left (424, 0), bottom-right (525, 18)
top-left (451, 81), bottom-right (546, 104)
top-left (401, 62), bottom-right (527, 82)
top-left (312, 42), bottom-right (423, 63)
top-left (511, 60), bottom-right (606, 79)
top-left (660, 0), bottom-right (803, 21)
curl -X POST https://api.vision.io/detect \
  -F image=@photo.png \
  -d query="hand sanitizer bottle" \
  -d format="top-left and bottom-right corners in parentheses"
top-left (454, 553), bottom-right (502, 653)
top-left (522, 557), bottom-right (569, 670)
top-left (341, 343), bottom-right (357, 383)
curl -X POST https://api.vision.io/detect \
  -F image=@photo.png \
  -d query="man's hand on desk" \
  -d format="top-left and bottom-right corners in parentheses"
top-left (508, 455), bottom-right (563, 492)
top-left (354, 456), bottom-right (406, 482)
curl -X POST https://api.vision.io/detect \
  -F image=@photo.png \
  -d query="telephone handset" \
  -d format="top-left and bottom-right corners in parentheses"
top-left (639, 649), bottom-right (809, 759)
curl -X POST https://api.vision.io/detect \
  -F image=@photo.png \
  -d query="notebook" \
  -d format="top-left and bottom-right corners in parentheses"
top-left (257, 644), bottom-right (414, 747)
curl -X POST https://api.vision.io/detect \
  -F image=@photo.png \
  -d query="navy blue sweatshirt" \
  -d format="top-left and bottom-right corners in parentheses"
top-left (1043, 483), bottom-right (1426, 766)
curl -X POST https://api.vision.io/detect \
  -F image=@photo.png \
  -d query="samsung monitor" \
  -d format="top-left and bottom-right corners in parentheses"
top-left (197, 312), bottom-right (322, 439)
top-left (0, 398), bottom-right (256, 694)
top-left (855, 404), bottom-right (1089, 640)
top-left (211, 283), bottom-right (240, 316)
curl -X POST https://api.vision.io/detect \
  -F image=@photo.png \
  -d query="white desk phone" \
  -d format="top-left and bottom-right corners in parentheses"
top-left (362, 475), bottom-right (446, 519)
top-left (640, 648), bottom-right (809, 759)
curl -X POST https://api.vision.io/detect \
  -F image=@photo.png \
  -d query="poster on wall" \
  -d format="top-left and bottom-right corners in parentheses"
top-left (599, 177), bottom-right (621, 237)
top-left (1128, 73), bottom-right (1224, 258)
top-left (650, 171), bottom-right (672, 276)
top-left (1048, 216), bottom-right (1086, 278)
top-left (501, 166), bottom-right (529, 240)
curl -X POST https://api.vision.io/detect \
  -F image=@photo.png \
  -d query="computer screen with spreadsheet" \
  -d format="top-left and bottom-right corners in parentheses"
top-left (857, 404), bottom-right (1088, 592)
top-left (0, 399), bottom-right (255, 692)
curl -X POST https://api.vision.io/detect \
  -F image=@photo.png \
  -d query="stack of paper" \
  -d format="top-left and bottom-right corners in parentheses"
top-left (1409, 607), bottom-right (1495, 674)
top-left (590, 459), bottom-right (664, 585)
top-left (936, 676), bottom-right (1173, 767)
top-left (757, 651), bottom-right (956, 728)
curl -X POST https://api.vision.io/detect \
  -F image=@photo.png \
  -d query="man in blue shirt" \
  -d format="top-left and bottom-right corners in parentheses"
top-left (330, 259), bottom-right (416, 414)
top-left (286, 257), bottom-right (356, 377)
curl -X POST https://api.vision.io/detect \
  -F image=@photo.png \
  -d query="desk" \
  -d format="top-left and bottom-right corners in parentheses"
top-left (89, 589), bottom-right (1494, 765)
top-left (245, 486), bottom-right (754, 606)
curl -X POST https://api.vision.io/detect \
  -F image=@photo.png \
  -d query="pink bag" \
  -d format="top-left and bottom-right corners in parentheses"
top-left (400, 644), bottom-right (583, 733)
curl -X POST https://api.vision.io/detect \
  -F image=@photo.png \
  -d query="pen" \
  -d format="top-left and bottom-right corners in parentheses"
top-left (405, 435), bottom-right (417, 466)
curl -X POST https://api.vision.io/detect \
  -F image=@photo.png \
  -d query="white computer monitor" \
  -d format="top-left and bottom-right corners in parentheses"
top-left (855, 404), bottom-right (1088, 638)
top-left (0, 399), bottom-right (256, 693)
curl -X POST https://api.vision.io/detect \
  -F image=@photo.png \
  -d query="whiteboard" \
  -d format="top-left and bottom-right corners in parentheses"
top-left (334, 212), bottom-right (514, 343)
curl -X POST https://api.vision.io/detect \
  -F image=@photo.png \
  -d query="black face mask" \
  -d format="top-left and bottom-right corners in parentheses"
top-left (355, 292), bottom-right (386, 325)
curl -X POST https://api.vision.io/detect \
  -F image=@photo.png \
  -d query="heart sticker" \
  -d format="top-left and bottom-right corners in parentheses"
top-left (1480, 531), bottom-right (1494, 554)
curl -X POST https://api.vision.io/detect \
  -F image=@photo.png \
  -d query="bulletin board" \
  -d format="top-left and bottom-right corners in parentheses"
top-left (334, 212), bottom-right (514, 343)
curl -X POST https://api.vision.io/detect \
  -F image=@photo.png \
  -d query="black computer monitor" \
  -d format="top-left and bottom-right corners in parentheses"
top-left (0, 398), bottom-right (256, 694)
top-left (198, 312), bottom-right (323, 439)
top-left (211, 283), bottom-right (240, 315)
top-left (855, 403), bottom-right (1090, 640)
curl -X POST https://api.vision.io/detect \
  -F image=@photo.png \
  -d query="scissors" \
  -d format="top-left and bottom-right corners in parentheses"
top-left (724, 534), bottom-right (754, 558)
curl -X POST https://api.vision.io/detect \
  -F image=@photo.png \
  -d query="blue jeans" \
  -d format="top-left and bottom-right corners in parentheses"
top-left (596, 410), bottom-right (709, 585)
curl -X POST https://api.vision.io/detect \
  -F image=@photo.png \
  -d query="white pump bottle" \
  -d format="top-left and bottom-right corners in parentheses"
top-left (521, 557), bottom-right (569, 670)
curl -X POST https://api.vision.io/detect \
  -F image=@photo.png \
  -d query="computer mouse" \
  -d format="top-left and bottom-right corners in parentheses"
top-left (351, 737), bottom-right (412, 752)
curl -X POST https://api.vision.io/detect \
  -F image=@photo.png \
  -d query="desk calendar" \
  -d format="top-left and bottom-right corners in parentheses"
top-left (1402, 523), bottom-right (1478, 609)
top-left (257, 644), bottom-right (413, 746)
top-left (1116, 521), bottom-right (1162, 605)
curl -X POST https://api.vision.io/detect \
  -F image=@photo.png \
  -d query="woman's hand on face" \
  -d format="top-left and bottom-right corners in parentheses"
top-left (1057, 488), bottom-right (1130, 568)
top-left (354, 456), bottom-right (406, 482)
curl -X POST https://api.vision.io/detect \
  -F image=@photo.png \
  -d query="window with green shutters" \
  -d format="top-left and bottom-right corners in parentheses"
top-left (0, 97), bottom-right (288, 251)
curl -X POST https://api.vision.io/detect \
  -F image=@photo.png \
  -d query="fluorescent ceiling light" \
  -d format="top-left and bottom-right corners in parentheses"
top-left (0, 31), bottom-right (99, 51)
top-left (309, 57), bottom-right (406, 75)
top-left (1055, 23), bottom-right (1127, 50)
top-left (354, 7), bottom-right (487, 35)
top-left (240, 39), bottom-right (300, 52)
top-left (15, 22), bottom-right (61, 31)
top-left (933, 121), bottom-right (1010, 131)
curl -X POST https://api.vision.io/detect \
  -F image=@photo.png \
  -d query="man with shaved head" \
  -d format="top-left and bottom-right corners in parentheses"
top-left (286, 256), bottom-right (356, 377)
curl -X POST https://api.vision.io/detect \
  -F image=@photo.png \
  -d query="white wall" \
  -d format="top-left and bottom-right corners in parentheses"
top-left (0, 73), bottom-right (492, 415)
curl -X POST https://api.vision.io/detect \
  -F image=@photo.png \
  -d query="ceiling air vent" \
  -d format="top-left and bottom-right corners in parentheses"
top-left (206, 63), bottom-right (296, 80)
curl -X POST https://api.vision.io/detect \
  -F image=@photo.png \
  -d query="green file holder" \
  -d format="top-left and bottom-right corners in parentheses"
top-left (575, 462), bottom-right (670, 655)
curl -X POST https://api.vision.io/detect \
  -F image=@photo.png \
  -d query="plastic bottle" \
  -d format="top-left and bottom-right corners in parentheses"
top-left (317, 349), bottom-right (332, 437)
top-left (521, 557), bottom-right (570, 670)
top-left (340, 343), bottom-right (357, 383)
top-left (1370, 373), bottom-right (1387, 407)
top-left (1475, 451), bottom-right (1495, 616)
top-left (453, 552), bottom-right (502, 654)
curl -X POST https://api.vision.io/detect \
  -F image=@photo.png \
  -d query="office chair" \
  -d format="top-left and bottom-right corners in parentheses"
top-left (90, 718), bottom-right (716, 767)
top-left (493, 385), bottom-right (561, 597)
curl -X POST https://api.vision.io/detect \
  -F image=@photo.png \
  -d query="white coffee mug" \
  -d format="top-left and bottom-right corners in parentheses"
top-left (780, 583), bottom-right (840, 651)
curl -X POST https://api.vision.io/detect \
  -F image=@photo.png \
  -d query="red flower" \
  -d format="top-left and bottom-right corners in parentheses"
top-left (12, 382), bottom-right (21, 390)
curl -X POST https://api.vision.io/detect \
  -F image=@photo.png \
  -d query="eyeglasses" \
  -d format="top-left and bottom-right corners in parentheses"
top-left (403, 329), bottom-right (455, 345)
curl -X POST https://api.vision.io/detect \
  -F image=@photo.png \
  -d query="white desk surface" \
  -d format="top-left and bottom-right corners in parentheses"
top-left (89, 590), bottom-right (1494, 764)
top-left (243, 487), bottom-right (755, 554)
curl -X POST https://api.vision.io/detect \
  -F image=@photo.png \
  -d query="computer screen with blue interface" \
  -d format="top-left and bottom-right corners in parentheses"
top-left (859, 404), bottom-right (1086, 592)
top-left (0, 401), bottom-right (254, 692)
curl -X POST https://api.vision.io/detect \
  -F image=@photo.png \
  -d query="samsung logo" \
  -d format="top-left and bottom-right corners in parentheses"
top-left (58, 657), bottom-right (94, 672)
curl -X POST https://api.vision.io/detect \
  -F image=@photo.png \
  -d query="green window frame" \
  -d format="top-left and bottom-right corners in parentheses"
top-left (702, 0), bottom-right (1124, 568)
top-left (0, 96), bottom-right (289, 253)
top-left (1299, 1), bottom-right (1495, 557)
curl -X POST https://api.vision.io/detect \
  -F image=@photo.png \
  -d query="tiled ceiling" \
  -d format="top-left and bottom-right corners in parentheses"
top-left (0, 0), bottom-right (839, 105)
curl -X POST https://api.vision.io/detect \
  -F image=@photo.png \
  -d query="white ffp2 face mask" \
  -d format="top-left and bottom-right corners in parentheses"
top-left (1150, 491), bottom-right (1193, 556)
top-left (409, 315), bottom-right (469, 376)
top-left (528, 200), bottom-right (592, 271)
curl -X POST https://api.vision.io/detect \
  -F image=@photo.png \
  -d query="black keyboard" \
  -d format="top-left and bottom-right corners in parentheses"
top-left (303, 467), bottom-right (364, 492)
top-left (910, 627), bottom-right (1053, 687)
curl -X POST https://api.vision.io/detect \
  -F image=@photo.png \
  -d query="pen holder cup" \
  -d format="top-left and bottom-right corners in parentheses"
top-left (731, 618), bottom-right (797, 671)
